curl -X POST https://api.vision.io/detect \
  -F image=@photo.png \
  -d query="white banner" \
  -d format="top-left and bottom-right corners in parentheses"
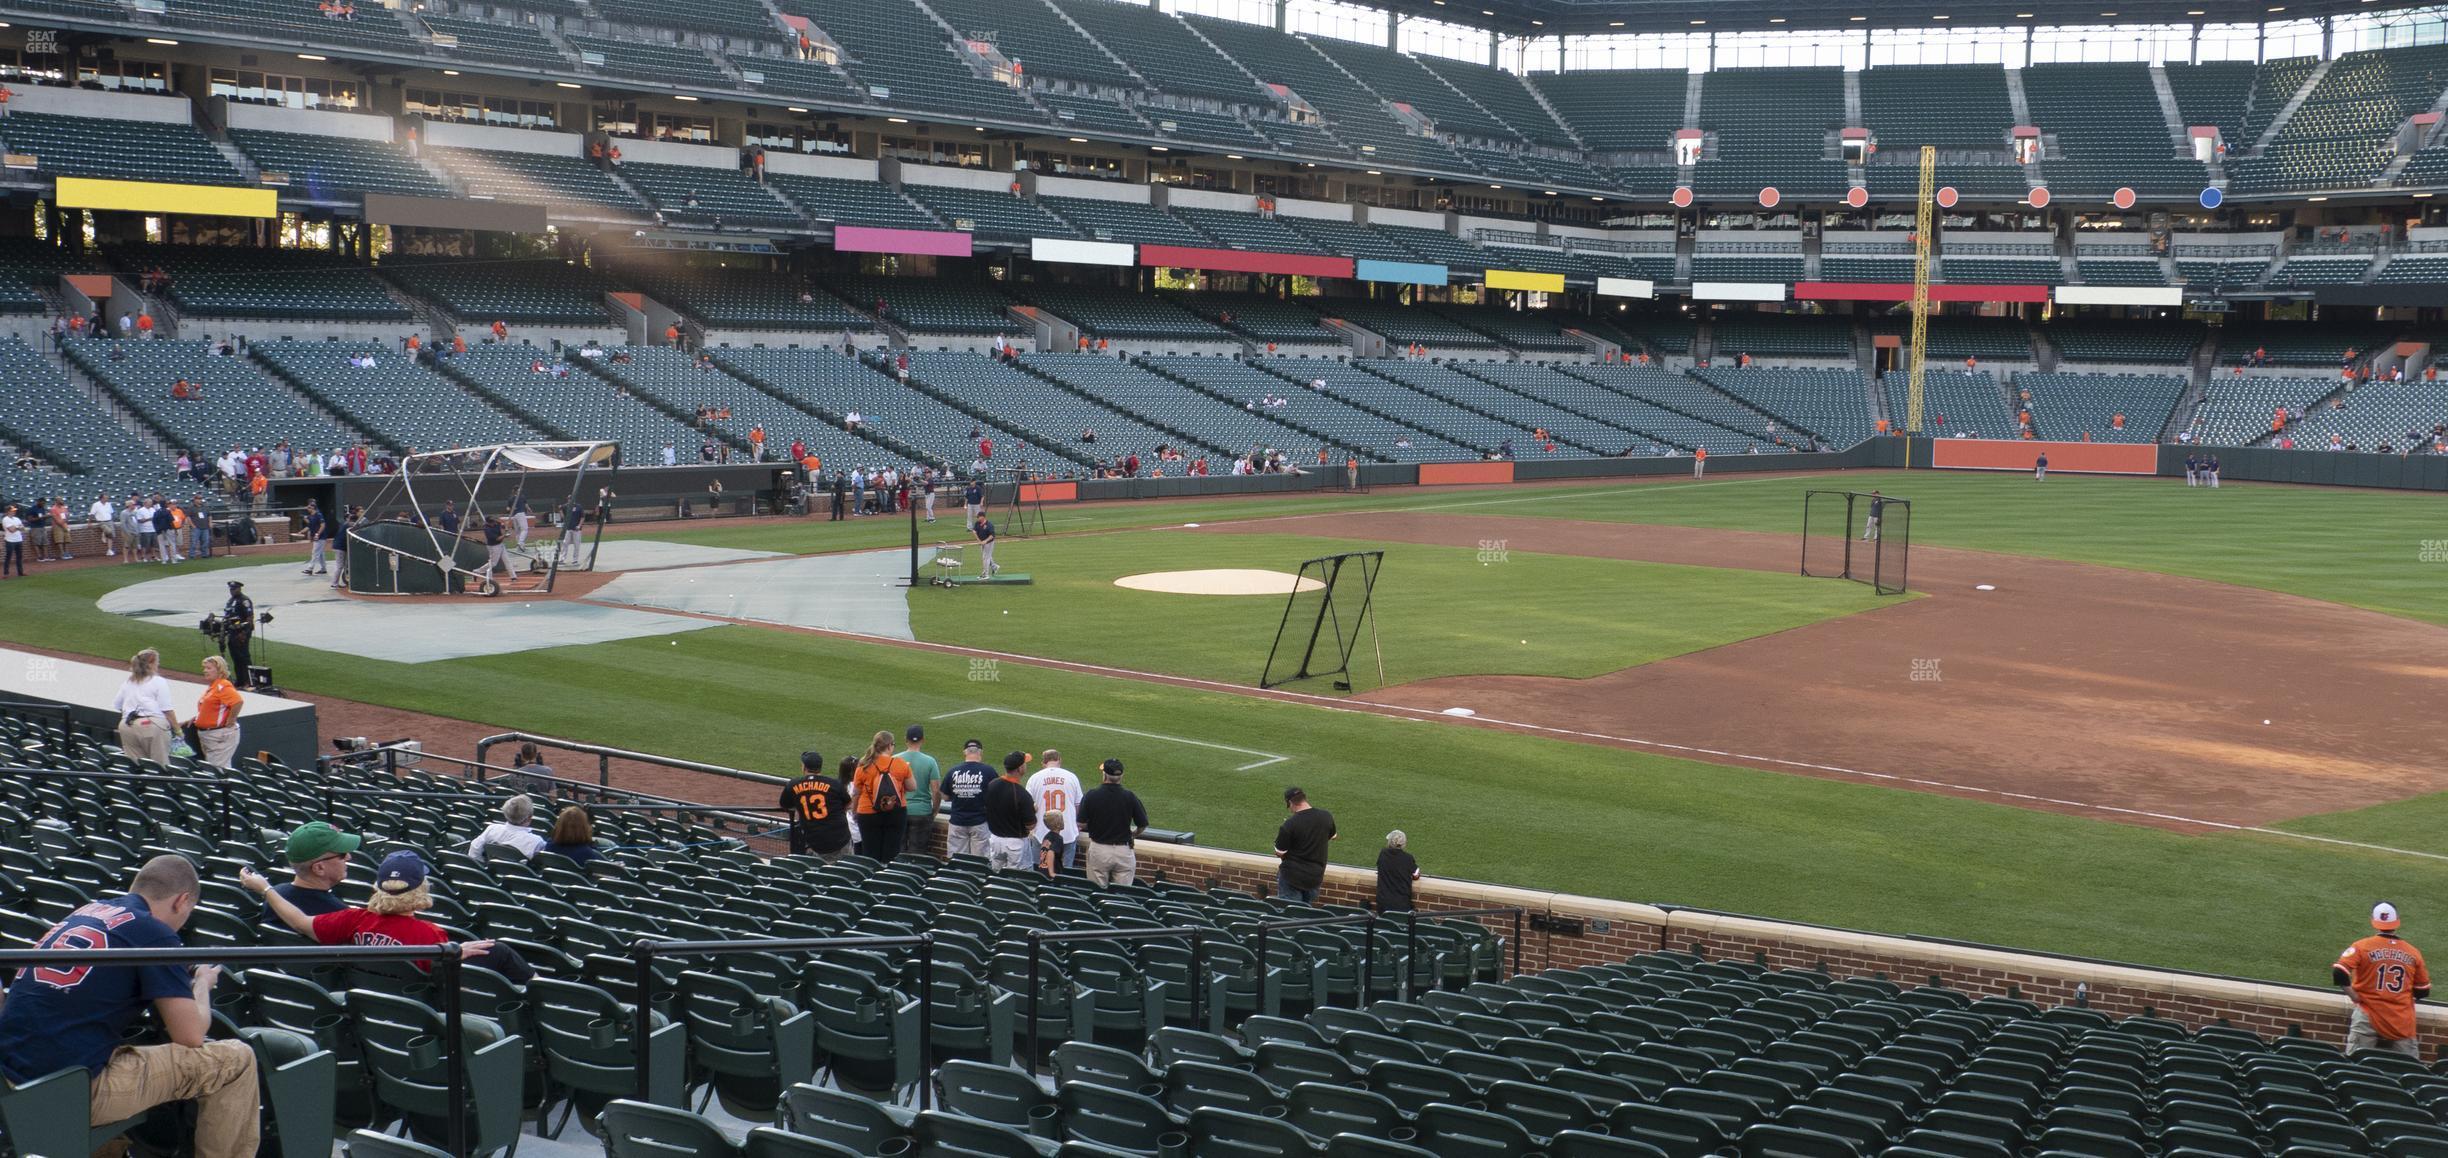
top-left (1595, 276), bottom-right (1656, 299)
top-left (1030, 237), bottom-right (1136, 267)
top-left (2052, 285), bottom-right (2183, 307)
top-left (1691, 281), bottom-right (1788, 302)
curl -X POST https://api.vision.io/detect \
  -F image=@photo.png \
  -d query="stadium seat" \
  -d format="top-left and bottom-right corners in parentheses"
top-left (530, 977), bottom-right (687, 1136)
top-left (783, 1082), bottom-right (917, 1152)
top-left (348, 990), bottom-right (525, 1157)
top-left (601, 1098), bottom-right (743, 1158)
top-left (676, 969), bottom-right (818, 1117)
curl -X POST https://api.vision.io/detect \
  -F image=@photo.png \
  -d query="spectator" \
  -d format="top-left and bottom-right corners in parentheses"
top-left (781, 750), bottom-right (852, 861)
top-left (90, 491), bottom-right (117, 558)
top-left (1376, 830), bottom-right (1419, 913)
top-left (255, 821), bottom-right (359, 926)
top-left (541, 807), bottom-right (603, 865)
top-left (0, 856), bottom-right (259, 1158)
top-left (113, 648), bottom-right (177, 763)
top-left (1273, 786), bottom-right (1336, 903)
top-left (2335, 902), bottom-right (2429, 1057)
top-left (940, 739), bottom-right (995, 859)
top-left (1078, 758), bottom-right (1148, 887)
top-left (851, 730), bottom-right (913, 862)
top-left (243, 851), bottom-right (529, 984)
top-left (467, 794), bottom-right (544, 861)
top-left (899, 725), bottom-right (941, 856)
top-left (507, 742), bottom-right (554, 795)
top-left (984, 751), bottom-right (1034, 872)
top-left (0, 503), bottom-right (20, 578)
top-left (1027, 749), bottom-right (1083, 872)
top-left (191, 655), bottom-right (243, 768)
top-left (187, 496), bottom-right (210, 561)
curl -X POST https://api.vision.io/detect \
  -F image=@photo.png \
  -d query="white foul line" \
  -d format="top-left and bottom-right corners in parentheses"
top-left (931, 706), bottom-right (1290, 771)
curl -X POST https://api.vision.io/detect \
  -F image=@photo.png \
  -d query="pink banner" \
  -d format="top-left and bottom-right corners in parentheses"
top-left (834, 225), bottom-right (973, 257)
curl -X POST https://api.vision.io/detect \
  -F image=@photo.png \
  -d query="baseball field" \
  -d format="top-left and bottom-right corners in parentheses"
top-left (11, 467), bottom-right (2447, 985)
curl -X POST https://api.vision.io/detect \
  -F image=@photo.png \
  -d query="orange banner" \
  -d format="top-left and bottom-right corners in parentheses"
top-left (1418, 462), bottom-right (1515, 486)
top-left (1929, 440), bottom-right (2157, 474)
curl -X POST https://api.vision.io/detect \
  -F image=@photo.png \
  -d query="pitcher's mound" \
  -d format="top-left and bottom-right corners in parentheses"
top-left (1115, 569), bottom-right (1325, 596)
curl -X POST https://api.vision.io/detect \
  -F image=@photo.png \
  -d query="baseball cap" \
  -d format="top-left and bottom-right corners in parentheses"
top-left (376, 851), bottom-right (429, 894)
top-left (285, 821), bottom-right (361, 865)
top-left (906, 724), bottom-right (925, 742)
top-left (2375, 902), bottom-right (2402, 931)
top-left (963, 739), bottom-right (983, 753)
top-left (1101, 758), bottom-right (1124, 778)
top-left (1003, 751), bottom-right (1030, 773)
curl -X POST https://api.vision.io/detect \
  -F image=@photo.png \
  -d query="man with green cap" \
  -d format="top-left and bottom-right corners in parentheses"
top-left (253, 821), bottom-right (359, 928)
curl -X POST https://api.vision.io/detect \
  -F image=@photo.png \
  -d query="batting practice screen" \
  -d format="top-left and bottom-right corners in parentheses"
top-left (1260, 550), bottom-right (1385, 690)
top-left (1802, 490), bottom-right (1911, 596)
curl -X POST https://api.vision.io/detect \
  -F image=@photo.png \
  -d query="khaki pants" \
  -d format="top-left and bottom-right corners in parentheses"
top-left (986, 836), bottom-right (1029, 872)
top-left (197, 725), bottom-right (240, 769)
top-left (2349, 1007), bottom-right (2423, 1057)
top-left (91, 1041), bottom-right (259, 1158)
top-left (945, 824), bottom-right (987, 858)
top-left (1084, 840), bottom-right (1136, 888)
top-left (117, 717), bottom-right (170, 764)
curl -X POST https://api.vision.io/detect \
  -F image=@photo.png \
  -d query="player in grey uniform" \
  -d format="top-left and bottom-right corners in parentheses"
top-left (1860, 491), bottom-right (1884, 542)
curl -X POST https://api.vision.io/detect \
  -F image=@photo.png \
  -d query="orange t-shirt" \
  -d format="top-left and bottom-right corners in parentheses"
top-left (2339, 934), bottom-right (2429, 1040)
top-left (1694, 448), bottom-right (1706, 461)
top-left (195, 678), bottom-right (243, 730)
top-left (851, 754), bottom-right (913, 815)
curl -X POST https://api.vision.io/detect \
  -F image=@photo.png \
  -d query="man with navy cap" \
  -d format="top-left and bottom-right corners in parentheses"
top-left (940, 739), bottom-right (995, 858)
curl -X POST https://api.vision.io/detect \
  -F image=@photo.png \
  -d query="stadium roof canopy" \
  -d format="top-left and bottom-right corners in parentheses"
top-left (1419, 0), bottom-right (2436, 37)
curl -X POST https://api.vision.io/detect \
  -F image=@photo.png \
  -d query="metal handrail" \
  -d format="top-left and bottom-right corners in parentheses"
top-left (475, 730), bottom-right (784, 791)
top-left (0, 943), bottom-right (470, 1155)
top-left (629, 934), bottom-right (936, 1109)
top-left (1245, 912), bottom-right (1374, 1010)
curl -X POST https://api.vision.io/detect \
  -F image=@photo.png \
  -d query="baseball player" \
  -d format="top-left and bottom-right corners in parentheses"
top-left (2207, 454), bottom-right (2221, 488)
top-left (2335, 902), bottom-right (2429, 1057)
top-left (973, 513), bottom-right (998, 577)
top-left (921, 469), bottom-right (938, 523)
top-left (1860, 490), bottom-right (1883, 542)
top-left (962, 476), bottom-right (984, 525)
top-left (471, 514), bottom-right (507, 593)
top-left (2033, 451), bottom-right (2048, 482)
top-left (2183, 453), bottom-right (2200, 487)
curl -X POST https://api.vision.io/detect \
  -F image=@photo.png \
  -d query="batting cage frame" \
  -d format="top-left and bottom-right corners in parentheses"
top-left (1801, 490), bottom-right (1911, 596)
top-left (1260, 550), bottom-right (1386, 691)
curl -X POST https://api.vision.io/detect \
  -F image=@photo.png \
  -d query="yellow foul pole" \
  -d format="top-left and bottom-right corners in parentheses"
top-left (1905, 144), bottom-right (1935, 438)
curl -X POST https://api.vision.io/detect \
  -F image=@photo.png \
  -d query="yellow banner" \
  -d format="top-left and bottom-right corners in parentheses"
top-left (55, 177), bottom-right (277, 219)
top-left (1483, 268), bottom-right (1565, 293)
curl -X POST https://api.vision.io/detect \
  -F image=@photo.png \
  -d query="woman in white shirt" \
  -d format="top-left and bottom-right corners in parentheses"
top-left (111, 648), bottom-right (178, 764)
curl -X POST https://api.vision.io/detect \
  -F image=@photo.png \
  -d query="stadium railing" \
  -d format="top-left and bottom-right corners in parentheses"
top-left (476, 729), bottom-right (782, 792)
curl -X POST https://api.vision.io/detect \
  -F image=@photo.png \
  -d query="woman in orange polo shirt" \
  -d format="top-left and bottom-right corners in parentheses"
top-left (192, 656), bottom-right (244, 769)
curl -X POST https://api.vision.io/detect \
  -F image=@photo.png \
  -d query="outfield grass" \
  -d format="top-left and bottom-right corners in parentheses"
top-left (2, 547), bottom-right (2438, 983)
top-left (907, 530), bottom-right (1885, 685)
top-left (622, 470), bottom-right (2448, 628)
top-left (1380, 470), bottom-right (2448, 627)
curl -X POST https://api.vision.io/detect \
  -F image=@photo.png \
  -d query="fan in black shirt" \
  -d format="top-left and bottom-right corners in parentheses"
top-left (1273, 786), bottom-right (1336, 903)
top-left (1375, 830), bottom-right (1419, 913)
top-left (779, 750), bottom-right (851, 859)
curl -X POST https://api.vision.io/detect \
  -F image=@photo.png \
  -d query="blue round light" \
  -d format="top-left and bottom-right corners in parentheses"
top-left (2200, 187), bottom-right (2224, 209)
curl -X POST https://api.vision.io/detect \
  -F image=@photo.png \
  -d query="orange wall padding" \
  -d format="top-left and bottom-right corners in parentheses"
top-left (1929, 440), bottom-right (2157, 474)
top-left (1418, 462), bottom-right (1515, 485)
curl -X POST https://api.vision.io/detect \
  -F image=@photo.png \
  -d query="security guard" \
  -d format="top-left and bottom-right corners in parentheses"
top-left (221, 580), bottom-right (255, 685)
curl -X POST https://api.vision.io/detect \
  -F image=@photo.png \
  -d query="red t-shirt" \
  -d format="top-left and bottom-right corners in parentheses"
top-left (311, 908), bottom-right (448, 970)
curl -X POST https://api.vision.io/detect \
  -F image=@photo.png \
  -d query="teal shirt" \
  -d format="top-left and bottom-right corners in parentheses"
top-left (900, 748), bottom-right (942, 816)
